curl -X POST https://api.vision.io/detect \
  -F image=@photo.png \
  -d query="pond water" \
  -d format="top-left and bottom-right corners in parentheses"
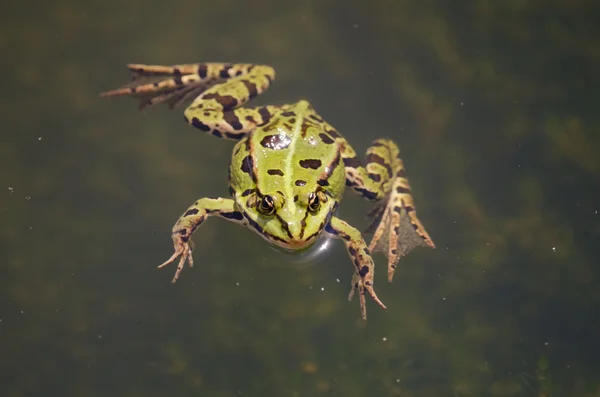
top-left (2, 1), bottom-right (598, 396)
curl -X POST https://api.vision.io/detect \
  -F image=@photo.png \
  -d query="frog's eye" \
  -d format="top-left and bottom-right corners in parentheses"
top-left (258, 195), bottom-right (275, 215)
top-left (308, 192), bottom-right (321, 213)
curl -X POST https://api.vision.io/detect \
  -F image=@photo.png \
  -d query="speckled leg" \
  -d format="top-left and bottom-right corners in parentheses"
top-left (158, 197), bottom-right (246, 283)
top-left (325, 216), bottom-right (387, 320)
top-left (339, 137), bottom-right (435, 282)
top-left (100, 63), bottom-right (277, 140)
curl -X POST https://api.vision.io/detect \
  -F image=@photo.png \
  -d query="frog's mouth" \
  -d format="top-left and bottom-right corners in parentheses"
top-left (263, 232), bottom-right (321, 251)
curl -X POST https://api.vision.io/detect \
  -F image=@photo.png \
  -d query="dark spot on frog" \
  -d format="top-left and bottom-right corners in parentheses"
top-left (242, 80), bottom-right (258, 99)
top-left (299, 159), bottom-right (322, 169)
top-left (326, 128), bottom-right (340, 138)
top-left (241, 188), bottom-right (254, 197)
top-left (184, 209), bottom-right (199, 217)
top-left (319, 133), bottom-right (335, 145)
top-left (219, 65), bottom-right (232, 78)
top-left (224, 111), bottom-right (243, 130)
top-left (258, 107), bottom-right (272, 125)
top-left (241, 155), bottom-right (255, 180)
top-left (203, 93), bottom-right (238, 109)
top-left (197, 64), bottom-right (208, 78)
top-left (358, 266), bottom-right (369, 278)
top-left (368, 173), bottom-right (381, 182)
top-left (191, 117), bottom-right (211, 132)
top-left (366, 153), bottom-right (393, 177)
top-left (260, 134), bottom-right (291, 150)
top-left (295, 180), bottom-right (306, 187)
top-left (222, 211), bottom-right (244, 221)
top-left (343, 156), bottom-right (361, 168)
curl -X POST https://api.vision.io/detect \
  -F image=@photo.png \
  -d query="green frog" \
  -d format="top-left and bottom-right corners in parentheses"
top-left (101, 62), bottom-right (435, 319)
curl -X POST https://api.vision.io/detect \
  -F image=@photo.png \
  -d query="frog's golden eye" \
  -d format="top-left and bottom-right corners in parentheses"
top-left (308, 192), bottom-right (321, 213)
top-left (258, 195), bottom-right (275, 215)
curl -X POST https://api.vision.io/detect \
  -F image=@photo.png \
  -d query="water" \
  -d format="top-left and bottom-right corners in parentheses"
top-left (1, 1), bottom-right (599, 396)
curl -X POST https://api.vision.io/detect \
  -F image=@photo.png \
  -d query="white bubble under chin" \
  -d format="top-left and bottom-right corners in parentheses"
top-left (268, 232), bottom-right (335, 267)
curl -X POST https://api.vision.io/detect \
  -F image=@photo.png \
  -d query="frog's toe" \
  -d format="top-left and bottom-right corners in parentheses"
top-left (347, 281), bottom-right (358, 302)
top-left (348, 276), bottom-right (387, 320)
top-left (158, 244), bottom-right (193, 283)
top-left (365, 283), bottom-right (387, 311)
top-left (170, 249), bottom-right (190, 283)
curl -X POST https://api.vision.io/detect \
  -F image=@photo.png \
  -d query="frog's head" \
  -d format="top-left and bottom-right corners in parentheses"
top-left (238, 188), bottom-right (338, 250)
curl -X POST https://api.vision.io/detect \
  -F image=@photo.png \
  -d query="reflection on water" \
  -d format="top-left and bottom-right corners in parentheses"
top-left (268, 231), bottom-right (336, 268)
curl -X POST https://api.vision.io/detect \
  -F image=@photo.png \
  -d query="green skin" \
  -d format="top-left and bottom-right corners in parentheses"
top-left (101, 63), bottom-right (435, 319)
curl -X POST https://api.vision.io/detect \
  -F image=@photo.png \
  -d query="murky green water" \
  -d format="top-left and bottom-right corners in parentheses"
top-left (2, 1), bottom-right (599, 396)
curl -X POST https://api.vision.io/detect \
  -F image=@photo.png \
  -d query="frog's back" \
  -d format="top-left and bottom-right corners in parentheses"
top-left (245, 100), bottom-right (345, 200)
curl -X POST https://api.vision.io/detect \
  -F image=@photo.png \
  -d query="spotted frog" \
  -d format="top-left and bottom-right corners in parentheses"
top-left (100, 63), bottom-right (435, 319)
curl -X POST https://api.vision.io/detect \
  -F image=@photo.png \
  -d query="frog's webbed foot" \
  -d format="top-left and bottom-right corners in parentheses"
top-left (100, 63), bottom-right (276, 111)
top-left (367, 178), bottom-right (435, 283)
top-left (158, 237), bottom-right (194, 283)
top-left (100, 64), bottom-right (225, 109)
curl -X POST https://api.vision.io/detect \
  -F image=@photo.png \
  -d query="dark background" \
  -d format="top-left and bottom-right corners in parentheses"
top-left (1, 1), bottom-right (598, 396)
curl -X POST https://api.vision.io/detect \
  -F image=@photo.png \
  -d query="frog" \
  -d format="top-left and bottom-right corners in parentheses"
top-left (100, 62), bottom-right (435, 319)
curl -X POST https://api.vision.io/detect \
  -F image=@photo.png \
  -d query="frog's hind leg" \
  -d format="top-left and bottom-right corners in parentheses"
top-left (100, 63), bottom-right (226, 109)
top-left (342, 138), bottom-right (435, 282)
top-left (99, 63), bottom-right (277, 138)
top-left (182, 65), bottom-right (278, 140)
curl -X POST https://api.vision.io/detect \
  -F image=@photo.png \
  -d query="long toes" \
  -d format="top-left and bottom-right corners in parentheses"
top-left (360, 293), bottom-right (367, 320)
top-left (366, 286), bottom-right (387, 309)
top-left (171, 254), bottom-right (188, 283)
top-left (348, 283), bottom-right (358, 301)
top-left (387, 265), bottom-right (396, 283)
top-left (187, 247), bottom-right (194, 268)
top-left (158, 251), bottom-right (181, 268)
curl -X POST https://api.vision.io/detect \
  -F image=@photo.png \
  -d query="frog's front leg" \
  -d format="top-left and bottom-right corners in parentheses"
top-left (158, 197), bottom-right (246, 283)
top-left (325, 216), bottom-right (387, 320)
